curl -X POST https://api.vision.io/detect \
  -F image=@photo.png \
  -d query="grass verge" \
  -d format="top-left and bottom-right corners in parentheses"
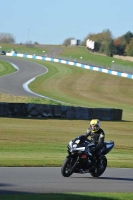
top-left (0, 192), bottom-right (133, 200)
top-left (0, 60), bottom-right (16, 76)
top-left (0, 118), bottom-right (133, 168)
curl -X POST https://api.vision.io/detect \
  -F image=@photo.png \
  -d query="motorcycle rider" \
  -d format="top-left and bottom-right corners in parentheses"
top-left (84, 119), bottom-right (105, 169)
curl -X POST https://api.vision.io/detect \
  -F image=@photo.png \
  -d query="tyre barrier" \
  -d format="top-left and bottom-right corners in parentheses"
top-left (0, 103), bottom-right (122, 120)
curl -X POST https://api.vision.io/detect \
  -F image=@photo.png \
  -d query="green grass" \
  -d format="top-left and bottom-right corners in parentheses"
top-left (0, 43), bottom-right (50, 56)
top-left (0, 44), bottom-right (133, 168)
top-left (0, 193), bottom-right (133, 200)
top-left (1, 43), bottom-right (133, 67)
top-left (0, 60), bottom-right (16, 76)
top-left (1, 44), bottom-right (132, 120)
top-left (0, 92), bottom-right (61, 105)
top-left (0, 118), bottom-right (133, 168)
top-left (0, 44), bottom-right (133, 198)
top-left (59, 46), bottom-right (133, 68)
top-left (26, 59), bottom-right (133, 121)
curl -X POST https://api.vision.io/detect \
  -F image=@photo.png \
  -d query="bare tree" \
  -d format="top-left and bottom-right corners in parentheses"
top-left (0, 33), bottom-right (15, 43)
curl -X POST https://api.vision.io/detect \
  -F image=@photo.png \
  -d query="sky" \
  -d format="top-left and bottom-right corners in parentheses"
top-left (1, 0), bottom-right (133, 44)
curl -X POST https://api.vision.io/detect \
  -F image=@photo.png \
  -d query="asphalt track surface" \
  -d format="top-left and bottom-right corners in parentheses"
top-left (0, 56), bottom-right (133, 194)
top-left (0, 167), bottom-right (133, 194)
top-left (0, 55), bottom-right (47, 97)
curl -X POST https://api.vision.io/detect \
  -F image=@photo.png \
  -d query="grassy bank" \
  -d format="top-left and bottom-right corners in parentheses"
top-left (0, 60), bottom-right (16, 76)
top-left (27, 59), bottom-right (133, 121)
top-left (0, 118), bottom-right (133, 168)
top-left (0, 44), bottom-right (133, 198)
top-left (0, 44), bottom-right (133, 168)
top-left (1, 43), bottom-right (133, 68)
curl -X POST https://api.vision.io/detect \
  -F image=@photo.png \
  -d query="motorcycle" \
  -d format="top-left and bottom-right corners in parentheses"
top-left (61, 135), bottom-right (114, 177)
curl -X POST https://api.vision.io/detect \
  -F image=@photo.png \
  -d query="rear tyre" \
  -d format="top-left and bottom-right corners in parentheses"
top-left (90, 156), bottom-right (107, 177)
top-left (61, 157), bottom-right (75, 177)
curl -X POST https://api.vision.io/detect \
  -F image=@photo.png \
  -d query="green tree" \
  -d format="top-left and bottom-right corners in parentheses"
top-left (104, 39), bottom-right (116, 56)
top-left (122, 31), bottom-right (133, 44)
top-left (125, 38), bottom-right (133, 56)
top-left (82, 29), bottom-right (113, 54)
top-left (118, 31), bottom-right (133, 55)
top-left (94, 40), bottom-right (101, 51)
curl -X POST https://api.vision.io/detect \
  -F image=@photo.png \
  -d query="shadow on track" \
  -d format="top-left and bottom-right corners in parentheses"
top-left (72, 176), bottom-right (133, 181)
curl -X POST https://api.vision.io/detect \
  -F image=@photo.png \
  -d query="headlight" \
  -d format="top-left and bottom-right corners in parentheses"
top-left (68, 141), bottom-right (72, 148)
top-left (68, 141), bottom-right (73, 152)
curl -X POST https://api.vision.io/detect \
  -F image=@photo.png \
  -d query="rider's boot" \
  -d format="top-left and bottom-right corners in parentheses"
top-left (96, 156), bottom-right (104, 170)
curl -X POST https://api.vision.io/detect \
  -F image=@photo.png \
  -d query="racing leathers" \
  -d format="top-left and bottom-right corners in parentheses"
top-left (84, 127), bottom-right (105, 166)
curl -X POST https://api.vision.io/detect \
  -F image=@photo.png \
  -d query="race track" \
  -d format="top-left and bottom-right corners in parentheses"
top-left (0, 56), bottom-right (47, 97)
top-left (0, 56), bottom-right (133, 194)
top-left (0, 167), bottom-right (133, 194)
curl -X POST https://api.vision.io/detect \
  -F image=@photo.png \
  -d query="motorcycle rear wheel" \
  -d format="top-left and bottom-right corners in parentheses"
top-left (61, 157), bottom-right (76, 177)
top-left (90, 156), bottom-right (107, 177)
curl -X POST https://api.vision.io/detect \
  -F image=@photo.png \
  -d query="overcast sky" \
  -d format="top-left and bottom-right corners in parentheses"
top-left (1, 0), bottom-right (133, 44)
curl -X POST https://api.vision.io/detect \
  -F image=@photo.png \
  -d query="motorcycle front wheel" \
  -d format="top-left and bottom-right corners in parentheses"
top-left (61, 157), bottom-right (76, 177)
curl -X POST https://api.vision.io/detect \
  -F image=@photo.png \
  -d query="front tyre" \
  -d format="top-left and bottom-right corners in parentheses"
top-left (61, 157), bottom-right (75, 177)
top-left (90, 156), bottom-right (107, 177)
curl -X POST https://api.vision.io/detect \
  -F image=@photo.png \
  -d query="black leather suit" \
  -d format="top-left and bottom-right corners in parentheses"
top-left (84, 128), bottom-right (105, 162)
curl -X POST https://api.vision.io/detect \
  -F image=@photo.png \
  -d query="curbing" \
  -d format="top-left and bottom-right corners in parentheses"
top-left (6, 52), bottom-right (133, 79)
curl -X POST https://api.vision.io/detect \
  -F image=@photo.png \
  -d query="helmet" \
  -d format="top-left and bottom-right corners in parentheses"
top-left (90, 119), bottom-right (100, 132)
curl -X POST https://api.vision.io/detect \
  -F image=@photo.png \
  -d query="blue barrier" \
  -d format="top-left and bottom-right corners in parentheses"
top-left (6, 53), bottom-right (133, 79)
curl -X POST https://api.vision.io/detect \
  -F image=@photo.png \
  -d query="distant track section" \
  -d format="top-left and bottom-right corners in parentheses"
top-left (0, 56), bottom-right (47, 97)
top-left (5, 52), bottom-right (133, 79)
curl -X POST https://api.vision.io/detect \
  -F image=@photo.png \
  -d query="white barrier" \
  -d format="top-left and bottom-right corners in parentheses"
top-left (6, 53), bottom-right (133, 79)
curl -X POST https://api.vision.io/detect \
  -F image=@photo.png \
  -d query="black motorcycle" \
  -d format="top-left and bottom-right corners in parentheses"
top-left (61, 135), bottom-right (114, 177)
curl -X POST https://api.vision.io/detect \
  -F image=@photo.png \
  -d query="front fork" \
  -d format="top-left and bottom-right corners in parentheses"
top-left (66, 155), bottom-right (79, 171)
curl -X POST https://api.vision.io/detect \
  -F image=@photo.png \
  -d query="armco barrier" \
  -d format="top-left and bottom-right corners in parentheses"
top-left (0, 103), bottom-right (123, 120)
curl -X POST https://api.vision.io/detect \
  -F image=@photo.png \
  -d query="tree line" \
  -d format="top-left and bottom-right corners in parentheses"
top-left (1, 30), bottom-right (133, 57)
top-left (63, 29), bottom-right (133, 57)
